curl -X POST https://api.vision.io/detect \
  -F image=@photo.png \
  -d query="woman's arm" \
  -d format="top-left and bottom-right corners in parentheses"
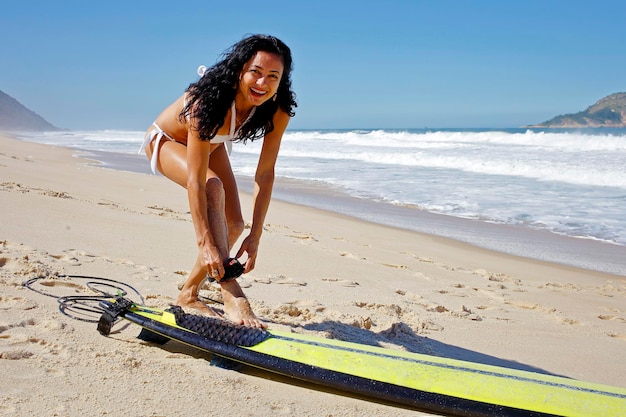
top-left (185, 123), bottom-right (224, 273)
top-left (237, 109), bottom-right (291, 271)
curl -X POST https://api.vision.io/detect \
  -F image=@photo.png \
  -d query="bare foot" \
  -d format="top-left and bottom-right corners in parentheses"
top-left (176, 288), bottom-right (222, 318)
top-left (224, 296), bottom-right (266, 328)
top-left (178, 299), bottom-right (223, 318)
top-left (220, 280), bottom-right (266, 328)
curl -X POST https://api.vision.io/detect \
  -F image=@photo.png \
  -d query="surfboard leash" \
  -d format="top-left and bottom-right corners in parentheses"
top-left (22, 275), bottom-right (145, 323)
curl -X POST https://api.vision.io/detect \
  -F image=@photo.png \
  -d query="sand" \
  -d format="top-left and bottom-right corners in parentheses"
top-left (1, 134), bottom-right (625, 416)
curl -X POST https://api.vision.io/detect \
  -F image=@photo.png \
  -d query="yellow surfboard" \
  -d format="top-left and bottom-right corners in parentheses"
top-left (98, 298), bottom-right (626, 416)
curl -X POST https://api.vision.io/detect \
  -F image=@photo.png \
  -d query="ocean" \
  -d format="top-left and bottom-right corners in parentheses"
top-left (14, 128), bottom-right (626, 276)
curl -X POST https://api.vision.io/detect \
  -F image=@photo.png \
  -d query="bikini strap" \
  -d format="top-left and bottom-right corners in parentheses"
top-left (232, 104), bottom-right (256, 138)
top-left (229, 102), bottom-right (237, 136)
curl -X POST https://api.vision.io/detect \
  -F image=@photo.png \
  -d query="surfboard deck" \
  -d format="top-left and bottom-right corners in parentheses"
top-left (97, 297), bottom-right (626, 417)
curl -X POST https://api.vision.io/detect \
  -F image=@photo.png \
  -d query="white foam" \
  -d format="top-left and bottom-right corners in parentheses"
top-left (16, 128), bottom-right (626, 248)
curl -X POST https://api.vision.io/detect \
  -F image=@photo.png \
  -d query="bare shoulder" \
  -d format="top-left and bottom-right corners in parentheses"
top-left (270, 108), bottom-right (291, 135)
top-left (153, 94), bottom-right (189, 140)
top-left (274, 107), bottom-right (291, 123)
top-left (157, 94), bottom-right (186, 119)
top-left (257, 109), bottom-right (291, 166)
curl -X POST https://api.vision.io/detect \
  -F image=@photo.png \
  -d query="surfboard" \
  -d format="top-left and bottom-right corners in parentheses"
top-left (97, 297), bottom-right (626, 417)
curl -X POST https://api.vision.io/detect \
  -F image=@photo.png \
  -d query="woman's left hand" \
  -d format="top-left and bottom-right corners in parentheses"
top-left (236, 234), bottom-right (260, 273)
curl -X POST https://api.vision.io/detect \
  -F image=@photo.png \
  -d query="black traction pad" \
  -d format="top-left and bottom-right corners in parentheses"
top-left (167, 305), bottom-right (270, 347)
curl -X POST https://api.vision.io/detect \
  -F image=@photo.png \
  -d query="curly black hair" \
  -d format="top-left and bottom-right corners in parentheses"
top-left (181, 34), bottom-right (297, 143)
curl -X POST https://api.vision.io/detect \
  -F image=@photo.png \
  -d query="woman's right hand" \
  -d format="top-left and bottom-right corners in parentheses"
top-left (199, 243), bottom-right (224, 280)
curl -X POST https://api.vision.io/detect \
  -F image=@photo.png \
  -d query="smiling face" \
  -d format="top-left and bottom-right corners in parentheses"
top-left (237, 51), bottom-right (284, 107)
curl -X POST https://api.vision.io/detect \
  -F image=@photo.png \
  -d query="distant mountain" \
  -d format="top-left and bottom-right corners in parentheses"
top-left (0, 89), bottom-right (61, 131)
top-left (528, 92), bottom-right (626, 128)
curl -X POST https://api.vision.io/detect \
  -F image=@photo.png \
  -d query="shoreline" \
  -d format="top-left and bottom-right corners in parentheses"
top-left (80, 146), bottom-right (626, 276)
top-left (1, 133), bottom-right (625, 416)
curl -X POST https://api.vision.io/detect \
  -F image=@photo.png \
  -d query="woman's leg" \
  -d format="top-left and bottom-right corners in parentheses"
top-left (146, 139), bottom-right (224, 316)
top-left (147, 140), bottom-right (264, 327)
top-left (208, 144), bottom-right (245, 247)
top-left (208, 145), bottom-right (265, 328)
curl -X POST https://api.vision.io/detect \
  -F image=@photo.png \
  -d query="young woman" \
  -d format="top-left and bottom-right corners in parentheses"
top-left (140, 35), bottom-right (297, 328)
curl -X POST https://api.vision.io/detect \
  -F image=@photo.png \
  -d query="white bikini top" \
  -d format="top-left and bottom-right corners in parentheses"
top-left (139, 101), bottom-right (256, 175)
top-left (212, 102), bottom-right (256, 154)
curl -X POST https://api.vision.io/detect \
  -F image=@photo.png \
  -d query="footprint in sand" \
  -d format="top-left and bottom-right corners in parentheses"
top-left (146, 205), bottom-right (188, 221)
top-left (597, 282), bottom-right (626, 297)
top-left (474, 269), bottom-right (522, 286)
top-left (505, 299), bottom-right (583, 326)
top-left (260, 223), bottom-right (288, 233)
top-left (287, 232), bottom-right (318, 243)
top-left (0, 181), bottom-right (27, 193)
top-left (543, 282), bottom-right (582, 292)
top-left (144, 293), bottom-right (177, 309)
top-left (147, 204), bottom-right (175, 214)
top-left (50, 254), bottom-right (82, 266)
top-left (0, 182), bottom-right (72, 199)
top-left (0, 255), bottom-right (53, 281)
top-left (40, 189), bottom-right (72, 199)
top-left (379, 262), bottom-right (409, 270)
top-left (355, 301), bottom-right (403, 317)
top-left (598, 314), bottom-right (626, 323)
top-left (400, 251), bottom-right (435, 264)
top-left (38, 279), bottom-right (86, 291)
top-left (255, 275), bottom-right (307, 287)
top-left (97, 199), bottom-right (119, 208)
top-left (54, 249), bottom-right (99, 266)
top-left (395, 289), bottom-right (425, 301)
top-left (505, 300), bottom-right (545, 311)
top-left (0, 296), bottom-right (38, 311)
top-left (0, 317), bottom-right (69, 361)
top-left (321, 277), bottom-right (359, 287)
top-left (270, 301), bottom-right (321, 322)
top-left (558, 317), bottom-right (580, 325)
top-left (394, 290), bottom-right (442, 314)
top-left (339, 251), bottom-right (365, 260)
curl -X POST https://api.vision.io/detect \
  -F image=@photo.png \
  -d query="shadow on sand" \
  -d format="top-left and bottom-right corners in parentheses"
top-left (301, 319), bottom-right (565, 377)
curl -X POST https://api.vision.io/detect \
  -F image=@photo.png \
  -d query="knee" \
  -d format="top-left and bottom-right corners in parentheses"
top-left (205, 177), bottom-right (225, 200)
top-left (228, 218), bottom-right (245, 240)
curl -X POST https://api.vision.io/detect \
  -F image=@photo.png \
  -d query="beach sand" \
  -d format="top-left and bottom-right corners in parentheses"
top-left (1, 134), bottom-right (625, 416)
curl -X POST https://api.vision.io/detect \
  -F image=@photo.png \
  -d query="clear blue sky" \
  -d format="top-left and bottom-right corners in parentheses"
top-left (2, 0), bottom-right (625, 130)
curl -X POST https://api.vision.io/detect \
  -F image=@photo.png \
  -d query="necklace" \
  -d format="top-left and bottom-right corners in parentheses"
top-left (235, 106), bottom-right (256, 127)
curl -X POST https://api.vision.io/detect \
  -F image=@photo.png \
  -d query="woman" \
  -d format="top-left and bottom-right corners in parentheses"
top-left (140, 35), bottom-right (297, 328)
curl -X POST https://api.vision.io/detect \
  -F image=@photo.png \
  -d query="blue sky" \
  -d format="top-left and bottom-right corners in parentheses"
top-left (2, 0), bottom-right (625, 130)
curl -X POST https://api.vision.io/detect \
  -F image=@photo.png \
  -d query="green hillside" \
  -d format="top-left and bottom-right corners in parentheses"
top-left (0, 90), bottom-right (60, 131)
top-left (530, 92), bottom-right (626, 128)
